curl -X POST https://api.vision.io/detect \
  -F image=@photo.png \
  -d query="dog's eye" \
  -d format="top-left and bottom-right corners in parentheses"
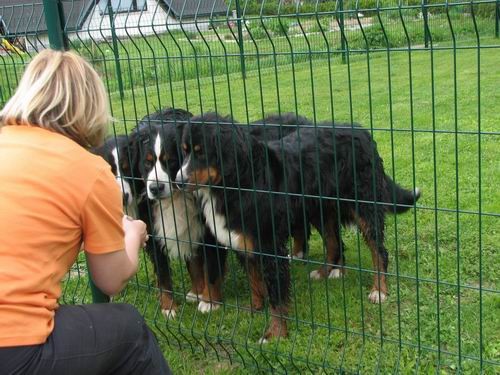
top-left (194, 145), bottom-right (202, 154)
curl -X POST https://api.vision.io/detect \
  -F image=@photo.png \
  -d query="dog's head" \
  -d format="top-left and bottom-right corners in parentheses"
top-left (176, 113), bottom-right (246, 191)
top-left (136, 108), bottom-right (192, 199)
top-left (92, 134), bottom-right (136, 208)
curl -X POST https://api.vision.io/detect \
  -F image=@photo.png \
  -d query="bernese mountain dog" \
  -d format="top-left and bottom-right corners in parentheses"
top-left (92, 133), bottom-right (143, 216)
top-left (175, 112), bottom-right (420, 340)
top-left (94, 108), bottom-right (227, 318)
top-left (134, 108), bottom-right (227, 317)
top-left (250, 113), bottom-right (420, 266)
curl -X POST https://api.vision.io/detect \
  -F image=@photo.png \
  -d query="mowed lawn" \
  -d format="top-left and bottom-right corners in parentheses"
top-left (59, 41), bottom-right (500, 374)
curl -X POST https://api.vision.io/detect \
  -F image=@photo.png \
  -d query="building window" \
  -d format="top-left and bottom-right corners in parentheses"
top-left (98, 0), bottom-right (147, 15)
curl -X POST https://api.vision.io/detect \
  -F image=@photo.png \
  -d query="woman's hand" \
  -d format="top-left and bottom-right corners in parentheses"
top-left (122, 215), bottom-right (148, 248)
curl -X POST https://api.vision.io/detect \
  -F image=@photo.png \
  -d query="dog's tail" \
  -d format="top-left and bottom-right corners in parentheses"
top-left (383, 175), bottom-right (421, 214)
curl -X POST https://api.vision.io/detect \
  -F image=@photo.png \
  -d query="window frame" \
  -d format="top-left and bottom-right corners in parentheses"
top-left (98, 0), bottom-right (148, 16)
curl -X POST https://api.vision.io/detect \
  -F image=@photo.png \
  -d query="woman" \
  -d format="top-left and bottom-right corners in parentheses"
top-left (0, 50), bottom-right (171, 374)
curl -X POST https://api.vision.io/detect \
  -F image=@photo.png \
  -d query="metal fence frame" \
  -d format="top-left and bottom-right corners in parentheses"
top-left (1, 0), bottom-right (499, 373)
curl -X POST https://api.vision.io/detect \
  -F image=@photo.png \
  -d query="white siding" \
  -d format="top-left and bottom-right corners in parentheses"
top-left (77, 0), bottom-right (208, 42)
top-left (20, 1), bottom-right (212, 52)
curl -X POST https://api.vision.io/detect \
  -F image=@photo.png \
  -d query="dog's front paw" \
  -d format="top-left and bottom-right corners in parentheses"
top-left (310, 269), bottom-right (325, 280)
top-left (161, 308), bottom-right (177, 319)
top-left (197, 300), bottom-right (220, 313)
top-left (328, 268), bottom-right (343, 279)
top-left (185, 291), bottom-right (203, 302)
top-left (368, 289), bottom-right (387, 304)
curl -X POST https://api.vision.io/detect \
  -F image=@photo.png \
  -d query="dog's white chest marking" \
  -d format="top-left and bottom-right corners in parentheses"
top-left (112, 147), bottom-right (136, 216)
top-left (196, 188), bottom-right (241, 248)
top-left (153, 191), bottom-right (204, 259)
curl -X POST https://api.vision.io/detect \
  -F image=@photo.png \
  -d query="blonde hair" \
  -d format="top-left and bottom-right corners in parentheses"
top-left (0, 49), bottom-right (111, 148)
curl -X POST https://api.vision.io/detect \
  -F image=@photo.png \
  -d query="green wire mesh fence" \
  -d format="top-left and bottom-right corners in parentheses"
top-left (1, 0), bottom-right (499, 373)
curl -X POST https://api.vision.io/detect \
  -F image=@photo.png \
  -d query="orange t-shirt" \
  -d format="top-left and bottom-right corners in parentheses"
top-left (0, 125), bottom-right (125, 347)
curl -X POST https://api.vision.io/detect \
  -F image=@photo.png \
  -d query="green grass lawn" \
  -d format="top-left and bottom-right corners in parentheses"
top-left (59, 36), bottom-right (500, 374)
top-left (1, 12), bottom-right (498, 372)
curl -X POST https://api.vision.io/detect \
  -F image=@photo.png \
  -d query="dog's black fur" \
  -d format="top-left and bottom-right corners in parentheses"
top-left (249, 113), bottom-right (419, 262)
top-left (177, 113), bottom-right (420, 334)
top-left (248, 114), bottom-right (314, 259)
top-left (176, 114), bottom-right (298, 341)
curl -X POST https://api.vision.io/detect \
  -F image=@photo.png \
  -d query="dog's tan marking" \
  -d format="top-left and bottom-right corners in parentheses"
top-left (186, 255), bottom-right (205, 296)
top-left (247, 260), bottom-right (267, 311)
top-left (310, 218), bottom-right (344, 279)
top-left (189, 167), bottom-right (221, 186)
top-left (357, 216), bottom-right (388, 303)
top-left (197, 263), bottom-right (223, 313)
top-left (238, 234), bottom-right (254, 254)
top-left (160, 290), bottom-right (177, 319)
top-left (260, 306), bottom-right (288, 342)
top-left (292, 232), bottom-right (306, 258)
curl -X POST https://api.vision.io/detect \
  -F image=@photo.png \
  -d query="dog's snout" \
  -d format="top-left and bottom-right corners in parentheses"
top-left (175, 171), bottom-right (188, 189)
top-left (174, 179), bottom-right (185, 189)
top-left (149, 183), bottom-right (166, 197)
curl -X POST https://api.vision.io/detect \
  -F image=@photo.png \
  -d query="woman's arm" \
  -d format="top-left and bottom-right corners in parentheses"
top-left (86, 216), bottom-right (147, 296)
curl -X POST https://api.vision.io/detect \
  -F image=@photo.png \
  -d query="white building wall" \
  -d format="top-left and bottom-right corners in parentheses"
top-left (22, 0), bottom-right (212, 52)
top-left (77, 0), bottom-right (208, 42)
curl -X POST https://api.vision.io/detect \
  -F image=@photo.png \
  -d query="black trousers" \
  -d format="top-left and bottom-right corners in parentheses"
top-left (0, 303), bottom-right (172, 375)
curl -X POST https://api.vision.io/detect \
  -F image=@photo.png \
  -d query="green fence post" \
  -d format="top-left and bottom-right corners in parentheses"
top-left (43, 0), bottom-right (111, 304)
top-left (339, 0), bottom-right (346, 64)
top-left (496, 0), bottom-right (499, 38)
top-left (234, 0), bottom-right (246, 79)
top-left (42, 0), bottom-right (68, 50)
top-left (423, 0), bottom-right (429, 48)
top-left (107, 0), bottom-right (125, 99)
top-left (87, 257), bottom-right (111, 303)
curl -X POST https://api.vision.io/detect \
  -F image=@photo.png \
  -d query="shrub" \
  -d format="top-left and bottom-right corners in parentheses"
top-left (265, 18), bottom-right (292, 36)
top-left (309, 17), bottom-right (332, 33)
top-left (246, 21), bottom-right (268, 40)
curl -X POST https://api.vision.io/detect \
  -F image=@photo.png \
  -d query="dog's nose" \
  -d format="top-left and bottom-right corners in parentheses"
top-left (149, 183), bottom-right (165, 197)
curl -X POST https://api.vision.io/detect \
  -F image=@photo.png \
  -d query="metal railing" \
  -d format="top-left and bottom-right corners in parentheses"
top-left (1, 0), bottom-right (499, 373)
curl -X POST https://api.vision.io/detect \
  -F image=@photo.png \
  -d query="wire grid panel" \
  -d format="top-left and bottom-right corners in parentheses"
top-left (1, 0), bottom-right (499, 373)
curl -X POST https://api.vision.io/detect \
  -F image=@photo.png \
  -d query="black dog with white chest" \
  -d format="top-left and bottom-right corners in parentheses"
top-left (94, 108), bottom-right (227, 317)
top-left (135, 108), bottom-right (227, 317)
top-left (177, 113), bottom-right (292, 342)
top-left (176, 112), bottom-right (420, 341)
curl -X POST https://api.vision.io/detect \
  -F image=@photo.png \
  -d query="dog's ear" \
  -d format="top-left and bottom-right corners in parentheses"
top-left (134, 126), bottom-right (155, 165)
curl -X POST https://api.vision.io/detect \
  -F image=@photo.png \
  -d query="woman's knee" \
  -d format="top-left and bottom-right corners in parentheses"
top-left (109, 303), bottom-right (148, 341)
